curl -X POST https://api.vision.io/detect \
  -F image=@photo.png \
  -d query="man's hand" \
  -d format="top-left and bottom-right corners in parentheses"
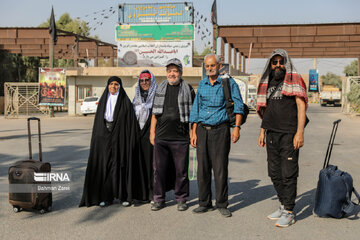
top-left (231, 114), bottom-right (242, 143)
top-left (190, 123), bottom-right (197, 148)
top-left (293, 131), bottom-right (304, 150)
top-left (294, 96), bottom-right (306, 150)
top-left (149, 115), bottom-right (157, 146)
top-left (258, 128), bottom-right (266, 147)
top-left (231, 127), bottom-right (240, 143)
top-left (150, 131), bottom-right (155, 146)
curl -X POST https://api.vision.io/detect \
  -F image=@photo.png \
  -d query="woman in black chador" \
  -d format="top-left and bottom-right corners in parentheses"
top-left (132, 70), bottom-right (157, 202)
top-left (79, 76), bottom-right (139, 207)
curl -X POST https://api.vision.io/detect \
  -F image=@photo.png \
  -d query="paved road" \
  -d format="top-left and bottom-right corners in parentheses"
top-left (0, 104), bottom-right (359, 240)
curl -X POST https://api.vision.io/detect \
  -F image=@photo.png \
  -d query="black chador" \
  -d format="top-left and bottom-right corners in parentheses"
top-left (79, 76), bottom-right (139, 207)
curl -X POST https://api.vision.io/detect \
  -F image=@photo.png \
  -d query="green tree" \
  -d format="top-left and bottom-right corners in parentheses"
top-left (22, 57), bottom-right (41, 82)
top-left (321, 72), bottom-right (342, 90)
top-left (38, 13), bottom-right (93, 68)
top-left (201, 47), bottom-right (212, 56)
top-left (0, 51), bottom-right (18, 95)
top-left (194, 47), bottom-right (213, 56)
top-left (39, 13), bottom-right (90, 36)
top-left (347, 82), bottom-right (360, 112)
top-left (343, 59), bottom-right (358, 76)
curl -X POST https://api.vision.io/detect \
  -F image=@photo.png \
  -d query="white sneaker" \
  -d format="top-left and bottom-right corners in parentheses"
top-left (275, 210), bottom-right (296, 227)
top-left (99, 202), bottom-right (106, 207)
top-left (267, 205), bottom-right (284, 220)
top-left (122, 201), bottom-right (130, 207)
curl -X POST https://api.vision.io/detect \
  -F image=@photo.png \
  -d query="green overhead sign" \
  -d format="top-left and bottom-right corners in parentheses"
top-left (116, 24), bottom-right (194, 41)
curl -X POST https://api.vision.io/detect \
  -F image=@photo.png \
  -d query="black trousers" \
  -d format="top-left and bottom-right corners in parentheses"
top-left (266, 130), bottom-right (299, 211)
top-left (196, 123), bottom-right (230, 208)
top-left (153, 139), bottom-right (189, 203)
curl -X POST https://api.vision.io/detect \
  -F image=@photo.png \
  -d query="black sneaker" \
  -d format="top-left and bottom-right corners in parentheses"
top-left (218, 208), bottom-right (232, 217)
top-left (151, 202), bottom-right (166, 211)
top-left (192, 206), bottom-right (214, 214)
top-left (177, 202), bottom-right (188, 211)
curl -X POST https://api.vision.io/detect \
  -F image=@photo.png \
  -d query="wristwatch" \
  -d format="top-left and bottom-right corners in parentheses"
top-left (234, 125), bottom-right (241, 129)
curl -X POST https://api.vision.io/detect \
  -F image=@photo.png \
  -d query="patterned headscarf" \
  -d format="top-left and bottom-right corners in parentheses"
top-left (132, 70), bottom-right (157, 129)
top-left (256, 49), bottom-right (308, 118)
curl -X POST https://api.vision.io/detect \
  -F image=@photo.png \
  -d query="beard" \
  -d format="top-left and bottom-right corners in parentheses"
top-left (168, 77), bottom-right (181, 85)
top-left (271, 67), bottom-right (286, 80)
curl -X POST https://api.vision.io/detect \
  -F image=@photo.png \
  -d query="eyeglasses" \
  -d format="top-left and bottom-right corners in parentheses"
top-left (139, 79), bottom-right (151, 84)
top-left (271, 59), bottom-right (284, 65)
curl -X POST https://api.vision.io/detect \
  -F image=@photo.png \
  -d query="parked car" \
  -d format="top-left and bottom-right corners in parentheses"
top-left (80, 96), bottom-right (100, 116)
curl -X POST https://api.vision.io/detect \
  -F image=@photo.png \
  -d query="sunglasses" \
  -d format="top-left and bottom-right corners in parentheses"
top-left (139, 79), bottom-right (151, 83)
top-left (271, 59), bottom-right (285, 65)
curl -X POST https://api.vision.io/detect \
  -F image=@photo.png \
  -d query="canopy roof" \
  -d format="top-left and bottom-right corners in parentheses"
top-left (0, 27), bottom-right (116, 59)
top-left (216, 23), bottom-right (360, 58)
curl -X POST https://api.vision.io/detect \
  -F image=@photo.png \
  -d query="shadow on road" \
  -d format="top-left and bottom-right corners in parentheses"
top-left (228, 179), bottom-right (276, 213)
top-left (77, 203), bottom-right (125, 224)
top-left (229, 158), bottom-right (252, 164)
top-left (0, 128), bottom-right (89, 141)
top-left (294, 188), bottom-right (316, 220)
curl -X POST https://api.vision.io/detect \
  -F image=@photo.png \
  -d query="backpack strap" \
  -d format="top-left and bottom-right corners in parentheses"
top-left (268, 81), bottom-right (283, 100)
top-left (341, 176), bottom-right (360, 214)
top-left (222, 77), bottom-right (235, 123)
top-left (353, 188), bottom-right (360, 205)
top-left (222, 77), bottom-right (233, 104)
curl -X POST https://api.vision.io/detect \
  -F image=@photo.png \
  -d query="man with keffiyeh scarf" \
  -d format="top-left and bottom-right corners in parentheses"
top-left (257, 49), bottom-right (308, 228)
top-left (150, 58), bottom-right (195, 212)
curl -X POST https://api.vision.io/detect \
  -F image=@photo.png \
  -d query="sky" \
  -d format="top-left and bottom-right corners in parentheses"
top-left (1, 0), bottom-right (359, 75)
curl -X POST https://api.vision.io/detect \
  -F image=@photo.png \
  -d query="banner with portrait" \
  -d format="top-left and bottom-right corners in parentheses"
top-left (39, 68), bottom-right (66, 106)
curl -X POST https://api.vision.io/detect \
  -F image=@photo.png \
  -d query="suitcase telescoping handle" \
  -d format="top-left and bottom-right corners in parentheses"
top-left (27, 117), bottom-right (42, 162)
top-left (323, 119), bottom-right (341, 169)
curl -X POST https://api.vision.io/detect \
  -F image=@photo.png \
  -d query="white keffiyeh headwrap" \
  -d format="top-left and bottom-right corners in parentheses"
top-left (132, 70), bottom-right (157, 129)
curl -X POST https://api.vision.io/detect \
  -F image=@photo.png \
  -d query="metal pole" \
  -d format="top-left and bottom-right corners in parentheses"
top-left (246, 42), bottom-right (253, 74)
top-left (50, 39), bottom-right (55, 117)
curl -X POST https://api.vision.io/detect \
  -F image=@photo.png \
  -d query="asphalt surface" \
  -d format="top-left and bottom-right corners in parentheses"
top-left (0, 104), bottom-right (359, 240)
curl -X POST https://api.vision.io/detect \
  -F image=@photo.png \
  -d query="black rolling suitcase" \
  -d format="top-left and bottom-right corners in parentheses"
top-left (314, 119), bottom-right (360, 218)
top-left (8, 117), bottom-right (52, 213)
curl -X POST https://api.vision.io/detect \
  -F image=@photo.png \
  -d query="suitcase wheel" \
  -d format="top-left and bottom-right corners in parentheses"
top-left (13, 206), bottom-right (20, 213)
top-left (39, 209), bottom-right (46, 214)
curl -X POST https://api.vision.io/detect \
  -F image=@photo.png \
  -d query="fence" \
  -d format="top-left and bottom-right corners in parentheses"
top-left (4, 82), bottom-right (49, 119)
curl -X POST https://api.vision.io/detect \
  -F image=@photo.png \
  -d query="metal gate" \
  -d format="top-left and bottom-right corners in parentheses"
top-left (4, 82), bottom-right (49, 119)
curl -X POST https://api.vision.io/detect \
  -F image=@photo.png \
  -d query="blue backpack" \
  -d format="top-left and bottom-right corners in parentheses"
top-left (314, 119), bottom-right (360, 218)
